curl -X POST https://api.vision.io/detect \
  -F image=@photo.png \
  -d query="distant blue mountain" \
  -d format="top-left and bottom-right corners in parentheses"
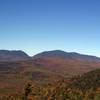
top-left (0, 50), bottom-right (100, 62)
top-left (0, 50), bottom-right (31, 61)
top-left (33, 50), bottom-right (100, 62)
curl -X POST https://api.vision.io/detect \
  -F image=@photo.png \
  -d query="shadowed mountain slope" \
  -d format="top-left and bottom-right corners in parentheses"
top-left (0, 50), bottom-right (31, 61)
top-left (33, 50), bottom-right (100, 62)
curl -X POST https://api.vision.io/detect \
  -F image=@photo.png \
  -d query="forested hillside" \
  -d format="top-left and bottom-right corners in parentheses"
top-left (1, 69), bottom-right (100, 100)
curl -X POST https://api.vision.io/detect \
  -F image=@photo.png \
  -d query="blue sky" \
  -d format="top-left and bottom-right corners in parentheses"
top-left (0, 0), bottom-right (100, 56)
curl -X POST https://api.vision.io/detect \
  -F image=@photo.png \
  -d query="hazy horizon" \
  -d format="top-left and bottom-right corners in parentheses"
top-left (0, 0), bottom-right (100, 56)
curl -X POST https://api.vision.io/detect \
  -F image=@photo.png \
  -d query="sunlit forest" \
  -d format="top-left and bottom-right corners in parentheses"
top-left (1, 69), bottom-right (100, 100)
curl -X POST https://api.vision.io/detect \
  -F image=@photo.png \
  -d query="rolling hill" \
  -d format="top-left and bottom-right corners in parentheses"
top-left (32, 50), bottom-right (100, 76)
top-left (71, 68), bottom-right (100, 91)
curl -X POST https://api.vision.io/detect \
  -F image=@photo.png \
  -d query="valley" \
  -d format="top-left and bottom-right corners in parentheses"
top-left (0, 50), bottom-right (100, 99)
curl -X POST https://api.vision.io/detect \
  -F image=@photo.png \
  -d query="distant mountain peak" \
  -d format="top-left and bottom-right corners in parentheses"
top-left (0, 50), bottom-right (31, 61)
top-left (33, 50), bottom-right (100, 62)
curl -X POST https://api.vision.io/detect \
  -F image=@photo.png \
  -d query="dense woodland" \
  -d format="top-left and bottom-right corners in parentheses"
top-left (0, 69), bottom-right (100, 100)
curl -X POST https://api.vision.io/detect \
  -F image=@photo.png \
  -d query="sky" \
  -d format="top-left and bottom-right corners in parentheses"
top-left (0, 0), bottom-right (100, 56)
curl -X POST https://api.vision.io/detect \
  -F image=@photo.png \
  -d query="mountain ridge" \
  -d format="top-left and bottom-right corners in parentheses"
top-left (0, 50), bottom-right (100, 62)
top-left (0, 50), bottom-right (31, 61)
top-left (33, 50), bottom-right (100, 62)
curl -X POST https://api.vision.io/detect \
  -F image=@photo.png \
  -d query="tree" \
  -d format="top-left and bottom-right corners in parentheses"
top-left (24, 83), bottom-right (32, 100)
